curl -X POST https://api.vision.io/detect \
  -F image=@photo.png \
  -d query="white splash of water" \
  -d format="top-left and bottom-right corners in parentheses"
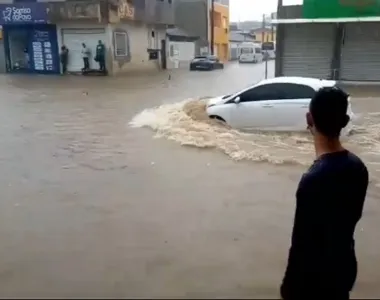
top-left (130, 99), bottom-right (380, 171)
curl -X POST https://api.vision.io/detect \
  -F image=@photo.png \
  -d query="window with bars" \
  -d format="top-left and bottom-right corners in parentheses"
top-left (114, 32), bottom-right (129, 56)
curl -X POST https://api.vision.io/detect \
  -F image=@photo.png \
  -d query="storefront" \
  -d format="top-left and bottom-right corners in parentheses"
top-left (281, 23), bottom-right (335, 79)
top-left (59, 27), bottom-right (107, 72)
top-left (0, 3), bottom-right (60, 74)
top-left (340, 22), bottom-right (380, 81)
top-left (275, 0), bottom-right (380, 82)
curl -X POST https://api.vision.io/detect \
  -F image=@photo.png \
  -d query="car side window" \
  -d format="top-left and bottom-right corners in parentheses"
top-left (238, 83), bottom-right (315, 102)
top-left (280, 83), bottom-right (315, 99)
top-left (239, 84), bottom-right (284, 102)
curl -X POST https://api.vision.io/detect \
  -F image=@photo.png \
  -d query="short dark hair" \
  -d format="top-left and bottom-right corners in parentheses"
top-left (309, 86), bottom-right (349, 138)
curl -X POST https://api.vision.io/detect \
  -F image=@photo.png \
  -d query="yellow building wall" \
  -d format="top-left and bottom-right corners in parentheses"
top-left (211, 3), bottom-right (229, 61)
top-left (254, 31), bottom-right (276, 43)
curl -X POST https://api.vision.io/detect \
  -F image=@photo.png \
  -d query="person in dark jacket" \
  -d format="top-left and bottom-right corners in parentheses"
top-left (281, 87), bottom-right (368, 300)
top-left (95, 40), bottom-right (106, 72)
top-left (60, 45), bottom-right (69, 74)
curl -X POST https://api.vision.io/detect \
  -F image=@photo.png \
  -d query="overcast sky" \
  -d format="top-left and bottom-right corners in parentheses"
top-left (230, 0), bottom-right (303, 21)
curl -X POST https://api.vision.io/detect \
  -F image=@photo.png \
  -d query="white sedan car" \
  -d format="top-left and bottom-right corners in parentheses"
top-left (206, 76), bottom-right (355, 134)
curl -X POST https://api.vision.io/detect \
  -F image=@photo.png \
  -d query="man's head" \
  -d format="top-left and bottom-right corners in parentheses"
top-left (98, 40), bottom-right (102, 44)
top-left (82, 43), bottom-right (86, 48)
top-left (306, 86), bottom-right (349, 139)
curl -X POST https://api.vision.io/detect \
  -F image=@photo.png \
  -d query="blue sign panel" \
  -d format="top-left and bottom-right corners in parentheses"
top-left (0, 3), bottom-right (47, 25)
top-left (31, 30), bottom-right (53, 72)
top-left (29, 26), bottom-right (59, 74)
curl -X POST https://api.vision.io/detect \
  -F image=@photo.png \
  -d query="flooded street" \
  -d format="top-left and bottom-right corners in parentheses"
top-left (0, 61), bottom-right (380, 298)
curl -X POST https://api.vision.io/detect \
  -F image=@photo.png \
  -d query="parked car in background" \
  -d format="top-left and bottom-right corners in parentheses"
top-left (189, 55), bottom-right (224, 71)
top-left (206, 76), bottom-right (355, 135)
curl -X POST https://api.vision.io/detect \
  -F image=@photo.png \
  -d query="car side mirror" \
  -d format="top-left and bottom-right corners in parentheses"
top-left (234, 96), bottom-right (241, 104)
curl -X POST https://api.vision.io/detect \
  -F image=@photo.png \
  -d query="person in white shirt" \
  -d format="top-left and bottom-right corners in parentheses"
top-left (81, 43), bottom-right (90, 70)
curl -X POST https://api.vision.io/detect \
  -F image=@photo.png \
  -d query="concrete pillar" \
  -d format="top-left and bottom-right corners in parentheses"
top-left (275, 23), bottom-right (284, 77)
top-left (330, 23), bottom-right (343, 80)
top-left (275, 0), bottom-right (283, 77)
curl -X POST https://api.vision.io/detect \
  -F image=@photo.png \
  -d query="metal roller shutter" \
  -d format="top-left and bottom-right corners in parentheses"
top-left (62, 28), bottom-right (106, 72)
top-left (340, 23), bottom-right (380, 81)
top-left (282, 23), bottom-right (335, 79)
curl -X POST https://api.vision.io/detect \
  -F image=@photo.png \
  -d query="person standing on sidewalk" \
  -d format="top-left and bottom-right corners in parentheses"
top-left (81, 43), bottom-right (91, 71)
top-left (60, 45), bottom-right (69, 74)
top-left (95, 40), bottom-right (106, 72)
top-left (281, 87), bottom-right (368, 300)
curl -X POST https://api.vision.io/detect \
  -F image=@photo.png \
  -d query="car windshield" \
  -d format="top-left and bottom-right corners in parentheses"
top-left (241, 47), bottom-right (253, 54)
top-left (194, 56), bottom-right (207, 60)
top-left (224, 83), bottom-right (258, 99)
top-left (262, 42), bottom-right (275, 51)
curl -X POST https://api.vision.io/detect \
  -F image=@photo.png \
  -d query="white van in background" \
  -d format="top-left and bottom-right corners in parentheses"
top-left (238, 42), bottom-right (263, 63)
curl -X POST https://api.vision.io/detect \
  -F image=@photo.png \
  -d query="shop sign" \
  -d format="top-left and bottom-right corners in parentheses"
top-left (303, 0), bottom-right (380, 18)
top-left (31, 30), bottom-right (56, 72)
top-left (0, 3), bottom-right (47, 24)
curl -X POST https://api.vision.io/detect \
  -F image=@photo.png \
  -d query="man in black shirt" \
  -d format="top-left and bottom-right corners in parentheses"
top-left (280, 87), bottom-right (369, 300)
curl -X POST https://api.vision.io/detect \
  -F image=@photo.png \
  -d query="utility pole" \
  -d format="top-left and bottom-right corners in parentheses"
top-left (262, 13), bottom-right (268, 79)
top-left (261, 13), bottom-right (265, 43)
top-left (210, 0), bottom-right (215, 55)
top-left (275, 0), bottom-right (282, 77)
top-left (271, 13), bottom-right (275, 42)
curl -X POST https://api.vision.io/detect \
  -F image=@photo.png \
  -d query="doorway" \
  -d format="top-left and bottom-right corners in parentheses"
top-left (3, 24), bottom-right (60, 74)
top-left (61, 28), bottom-right (106, 72)
top-left (7, 29), bottom-right (29, 71)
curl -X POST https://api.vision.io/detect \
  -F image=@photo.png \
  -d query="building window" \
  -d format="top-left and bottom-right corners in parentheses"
top-left (114, 32), bottom-right (129, 56)
top-left (222, 16), bottom-right (227, 29)
top-left (169, 44), bottom-right (179, 57)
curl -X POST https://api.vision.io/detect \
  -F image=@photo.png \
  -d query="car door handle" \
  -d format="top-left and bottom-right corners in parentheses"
top-left (262, 104), bottom-right (273, 108)
top-left (301, 105), bottom-right (308, 108)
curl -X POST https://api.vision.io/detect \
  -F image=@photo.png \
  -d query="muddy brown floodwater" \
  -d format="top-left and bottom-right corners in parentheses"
top-left (0, 62), bottom-right (380, 298)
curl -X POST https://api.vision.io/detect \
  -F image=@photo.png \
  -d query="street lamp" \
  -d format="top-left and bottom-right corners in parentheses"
top-left (210, 0), bottom-right (215, 55)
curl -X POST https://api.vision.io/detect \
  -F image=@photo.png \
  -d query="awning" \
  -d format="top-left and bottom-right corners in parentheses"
top-left (272, 16), bottom-right (380, 24)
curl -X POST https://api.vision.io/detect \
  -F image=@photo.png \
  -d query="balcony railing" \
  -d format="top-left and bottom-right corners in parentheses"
top-left (46, 0), bottom-right (105, 23)
top-left (46, 0), bottom-right (174, 25)
top-left (118, 0), bottom-right (173, 25)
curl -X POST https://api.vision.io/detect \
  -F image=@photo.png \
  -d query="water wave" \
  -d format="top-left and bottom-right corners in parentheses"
top-left (130, 98), bottom-right (380, 179)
